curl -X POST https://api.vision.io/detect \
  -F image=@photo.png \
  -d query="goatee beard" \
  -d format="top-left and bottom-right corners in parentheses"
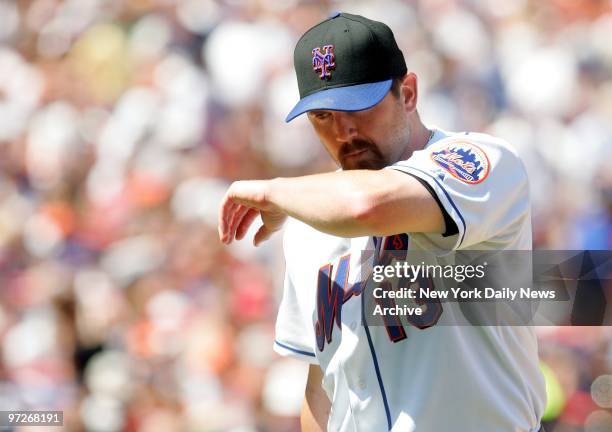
top-left (339, 138), bottom-right (387, 170)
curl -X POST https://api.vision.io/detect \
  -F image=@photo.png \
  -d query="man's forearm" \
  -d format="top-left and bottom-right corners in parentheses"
top-left (268, 170), bottom-right (390, 237)
top-left (266, 169), bottom-right (444, 237)
top-left (302, 365), bottom-right (330, 432)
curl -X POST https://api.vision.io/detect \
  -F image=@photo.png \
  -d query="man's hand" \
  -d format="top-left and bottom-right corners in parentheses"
top-left (218, 180), bottom-right (287, 246)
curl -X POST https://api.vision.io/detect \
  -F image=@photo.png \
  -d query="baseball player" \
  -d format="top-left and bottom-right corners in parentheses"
top-left (218, 13), bottom-right (546, 432)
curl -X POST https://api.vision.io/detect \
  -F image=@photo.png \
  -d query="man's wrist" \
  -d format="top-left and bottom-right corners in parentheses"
top-left (266, 177), bottom-right (285, 210)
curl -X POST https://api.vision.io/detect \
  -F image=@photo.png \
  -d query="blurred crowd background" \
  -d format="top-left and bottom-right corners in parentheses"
top-left (0, 0), bottom-right (611, 431)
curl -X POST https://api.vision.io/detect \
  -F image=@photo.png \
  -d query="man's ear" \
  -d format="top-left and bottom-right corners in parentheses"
top-left (400, 73), bottom-right (418, 113)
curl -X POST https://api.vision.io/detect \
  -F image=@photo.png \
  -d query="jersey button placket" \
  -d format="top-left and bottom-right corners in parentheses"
top-left (339, 288), bottom-right (363, 430)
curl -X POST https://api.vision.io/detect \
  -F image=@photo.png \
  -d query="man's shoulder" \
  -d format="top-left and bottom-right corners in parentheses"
top-left (410, 129), bottom-right (527, 182)
top-left (430, 129), bottom-right (522, 161)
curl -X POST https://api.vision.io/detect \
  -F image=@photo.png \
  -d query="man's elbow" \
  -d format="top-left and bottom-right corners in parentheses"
top-left (348, 189), bottom-right (376, 223)
top-left (348, 189), bottom-right (395, 235)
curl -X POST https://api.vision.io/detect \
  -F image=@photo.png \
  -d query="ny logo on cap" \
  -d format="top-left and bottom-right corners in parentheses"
top-left (312, 45), bottom-right (335, 80)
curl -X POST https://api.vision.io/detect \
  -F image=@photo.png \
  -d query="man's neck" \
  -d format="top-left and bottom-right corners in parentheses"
top-left (399, 117), bottom-right (432, 162)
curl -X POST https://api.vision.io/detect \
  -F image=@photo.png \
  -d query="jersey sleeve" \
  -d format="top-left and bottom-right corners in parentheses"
top-left (273, 226), bottom-right (319, 364)
top-left (388, 135), bottom-right (531, 253)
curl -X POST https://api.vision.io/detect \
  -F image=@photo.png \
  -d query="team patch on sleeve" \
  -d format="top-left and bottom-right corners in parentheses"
top-left (430, 141), bottom-right (490, 184)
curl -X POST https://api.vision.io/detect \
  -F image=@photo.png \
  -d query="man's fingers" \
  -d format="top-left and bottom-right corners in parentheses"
top-left (236, 208), bottom-right (259, 240)
top-left (227, 204), bottom-right (250, 243)
top-left (253, 225), bottom-right (268, 247)
top-left (218, 195), bottom-right (229, 241)
top-left (219, 199), bottom-right (239, 244)
top-left (218, 194), bottom-right (233, 240)
top-left (254, 224), bottom-right (276, 247)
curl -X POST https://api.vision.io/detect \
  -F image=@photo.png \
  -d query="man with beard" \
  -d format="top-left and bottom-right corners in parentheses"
top-left (218, 12), bottom-right (545, 432)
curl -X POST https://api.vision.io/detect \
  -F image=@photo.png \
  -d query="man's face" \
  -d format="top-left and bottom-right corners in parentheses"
top-left (307, 90), bottom-right (411, 170)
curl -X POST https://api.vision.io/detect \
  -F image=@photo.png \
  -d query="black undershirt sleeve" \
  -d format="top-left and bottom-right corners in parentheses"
top-left (402, 172), bottom-right (459, 237)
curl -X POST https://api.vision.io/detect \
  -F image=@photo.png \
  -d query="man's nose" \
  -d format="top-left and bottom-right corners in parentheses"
top-left (332, 112), bottom-right (358, 142)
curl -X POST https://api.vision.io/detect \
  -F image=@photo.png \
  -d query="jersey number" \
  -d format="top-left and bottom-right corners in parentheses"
top-left (315, 235), bottom-right (443, 352)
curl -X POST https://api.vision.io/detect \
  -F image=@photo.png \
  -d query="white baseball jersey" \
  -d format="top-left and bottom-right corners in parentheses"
top-left (274, 128), bottom-right (546, 432)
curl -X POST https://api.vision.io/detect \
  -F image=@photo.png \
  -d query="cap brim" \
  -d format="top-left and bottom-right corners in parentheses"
top-left (285, 79), bottom-right (393, 123)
